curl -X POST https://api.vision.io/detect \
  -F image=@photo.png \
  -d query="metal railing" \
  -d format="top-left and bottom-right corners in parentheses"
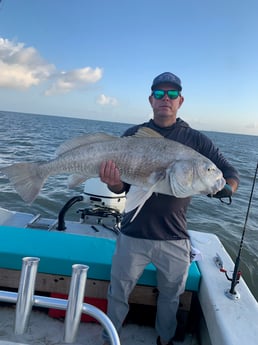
top-left (0, 257), bottom-right (120, 345)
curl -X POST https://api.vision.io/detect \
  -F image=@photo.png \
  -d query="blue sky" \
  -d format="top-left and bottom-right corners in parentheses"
top-left (0, 0), bottom-right (257, 135)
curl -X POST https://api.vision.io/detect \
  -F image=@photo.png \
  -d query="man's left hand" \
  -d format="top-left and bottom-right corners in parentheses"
top-left (211, 183), bottom-right (233, 199)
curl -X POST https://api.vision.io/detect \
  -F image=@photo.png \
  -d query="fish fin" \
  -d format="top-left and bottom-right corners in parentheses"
top-left (125, 185), bottom-right (155, 222)
top-left (68, 174), bottom-right (88, 188)
top-left (148, 169), bottom-right (166, 185)
top-left (1, 162), bottom-right (47, 203)
top-left (133, 127), bottom-right (163, 138)
top-left (126, 170), bottom-right (166, 221)
top-left (56, 133), bottom-right (117, 156)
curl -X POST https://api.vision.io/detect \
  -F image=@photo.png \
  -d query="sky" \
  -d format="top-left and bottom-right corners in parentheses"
top-left (0, 0), bottom-right (257, 135)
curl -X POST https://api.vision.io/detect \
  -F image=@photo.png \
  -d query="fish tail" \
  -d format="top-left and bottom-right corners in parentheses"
top-left (1, 162), bottom-right (47, 203)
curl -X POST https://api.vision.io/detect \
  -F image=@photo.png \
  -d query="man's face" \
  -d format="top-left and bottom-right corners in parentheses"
top-left (149, 83), bottom-right (184, 127)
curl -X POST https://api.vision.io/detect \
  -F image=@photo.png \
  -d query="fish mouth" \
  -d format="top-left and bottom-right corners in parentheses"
top-left (210, 177), bottom-right (226, 194)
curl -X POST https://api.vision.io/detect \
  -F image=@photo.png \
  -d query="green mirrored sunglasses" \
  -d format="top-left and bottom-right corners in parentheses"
top-left (152, 89), bottom-right (180, 100)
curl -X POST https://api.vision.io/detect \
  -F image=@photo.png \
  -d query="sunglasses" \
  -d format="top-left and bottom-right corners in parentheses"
top-left (152, 89), bottom-right (180, 100)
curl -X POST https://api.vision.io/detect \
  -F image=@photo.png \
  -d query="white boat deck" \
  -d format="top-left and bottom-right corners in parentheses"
top-left (0, 305), bottom-right (198, 345)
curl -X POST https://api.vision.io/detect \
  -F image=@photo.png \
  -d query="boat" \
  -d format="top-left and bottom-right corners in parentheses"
top-left (0, 178), bottom-right (257, 345)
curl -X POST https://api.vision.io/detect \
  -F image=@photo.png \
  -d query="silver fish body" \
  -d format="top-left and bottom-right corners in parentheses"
top-left (1, 128), bottom-right (225, 209)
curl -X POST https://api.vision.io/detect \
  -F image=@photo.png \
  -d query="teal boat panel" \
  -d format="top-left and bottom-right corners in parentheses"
top-left (0, 225), bottom-right (200, 291)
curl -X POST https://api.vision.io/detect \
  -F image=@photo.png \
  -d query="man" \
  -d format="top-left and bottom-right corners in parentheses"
top-left (100, 72), bottom-right (239, 345)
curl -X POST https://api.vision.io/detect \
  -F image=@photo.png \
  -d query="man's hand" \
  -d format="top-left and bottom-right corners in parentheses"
top-left (99, 160), bottom-right (125, 193)
top-left (211, 183), bottom-right (232, 199)
top-left (207, 183), bottom-right (233, 204)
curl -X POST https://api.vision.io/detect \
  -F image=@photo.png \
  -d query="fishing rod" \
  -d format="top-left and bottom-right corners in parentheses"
top-left (228, 162), bottom-right (258, 297)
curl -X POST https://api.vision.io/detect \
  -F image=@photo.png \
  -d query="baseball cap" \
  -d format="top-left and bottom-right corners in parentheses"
top-left (151, 72), bottom-right (182, 91)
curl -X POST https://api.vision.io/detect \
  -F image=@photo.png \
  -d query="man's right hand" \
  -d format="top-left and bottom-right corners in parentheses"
top-left (99, 160), bottom-right (125, 193)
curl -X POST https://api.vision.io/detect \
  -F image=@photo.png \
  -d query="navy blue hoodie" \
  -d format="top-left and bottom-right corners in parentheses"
top-left (120, 118), bottom-right (240, 240)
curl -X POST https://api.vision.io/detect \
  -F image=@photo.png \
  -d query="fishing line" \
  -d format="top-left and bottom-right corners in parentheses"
top-left (229, 162), bottom-right (258, 295)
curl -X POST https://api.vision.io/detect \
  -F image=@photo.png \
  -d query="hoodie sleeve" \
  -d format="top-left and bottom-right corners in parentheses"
top-left (195, 131), bottom-right (240, 185)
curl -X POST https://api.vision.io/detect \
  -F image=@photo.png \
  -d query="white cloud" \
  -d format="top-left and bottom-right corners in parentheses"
top-left (45, 67), bottom-right (103, 95)
top-left (0, 38), bottom-right (55, 89)
top-left (97, 94), bottom-right (118, 106)
top-left (0, 37), bottom-right (103, 95)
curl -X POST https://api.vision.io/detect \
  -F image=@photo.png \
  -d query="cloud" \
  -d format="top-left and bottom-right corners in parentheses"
top-left (0, 38), bottom-right (55, 89)
top-left (0, 37), bottom-right (103, 94)
top-left (97, 94), bottom-right (118, 106)
top-left (45, 67), bottom-right (103, 95)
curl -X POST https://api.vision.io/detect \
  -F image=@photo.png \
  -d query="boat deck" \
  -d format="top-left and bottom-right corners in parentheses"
top-left (0, 304), bottom-right (199, 345)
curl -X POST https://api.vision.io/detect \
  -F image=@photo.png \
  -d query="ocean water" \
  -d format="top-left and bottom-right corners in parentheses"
top-left (0, 110), bottom-right (257, 301)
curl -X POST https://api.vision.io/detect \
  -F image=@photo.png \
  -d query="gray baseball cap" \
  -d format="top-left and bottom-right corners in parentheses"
top-left (151, 72), bottom-right (182, 91)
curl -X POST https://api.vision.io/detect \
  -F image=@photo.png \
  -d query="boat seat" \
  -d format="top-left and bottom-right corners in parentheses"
top-left (0, 225), bottom-right (200, 292)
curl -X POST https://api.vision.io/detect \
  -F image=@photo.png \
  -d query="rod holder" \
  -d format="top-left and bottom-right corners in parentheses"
top-left (64, 264), bottom-right (89, 343)
top-left (14, 257), bottom-right (40, 335)
top-left (0, 257), bottom-right (121, 345)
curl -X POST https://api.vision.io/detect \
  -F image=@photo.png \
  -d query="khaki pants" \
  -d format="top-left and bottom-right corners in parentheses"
top-left (103, 233), bottom-right (190, 343)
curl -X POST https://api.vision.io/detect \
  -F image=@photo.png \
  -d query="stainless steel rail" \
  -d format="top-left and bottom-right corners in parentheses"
top-left (15, 256), bottom-right (39, 335)
top-left (0, 257), bottom-right (120, 345)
